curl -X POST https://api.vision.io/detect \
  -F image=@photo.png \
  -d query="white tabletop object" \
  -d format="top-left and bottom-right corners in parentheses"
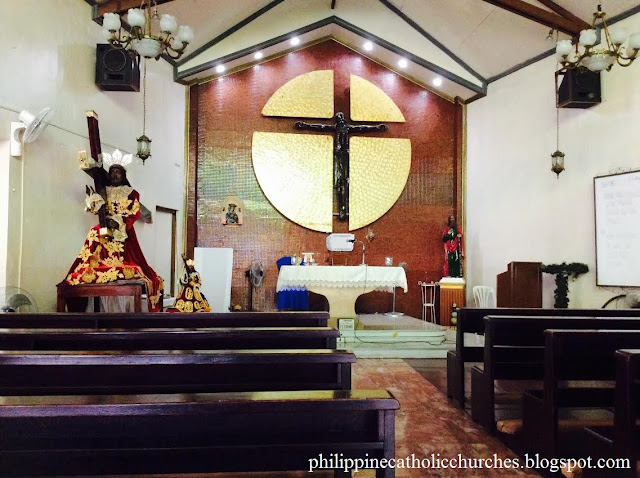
top-left (277, 265), bottom-right (408, 293)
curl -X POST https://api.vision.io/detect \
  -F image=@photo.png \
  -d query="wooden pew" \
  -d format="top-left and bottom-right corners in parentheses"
top-left (582, 349), bottom-right (640, 478)
top-left (522, 330), bottom-right (640, 462)
top-left (471, 316), bottom-right (640, 433)
top-left (0, 327), bottom-right (339, 351)
top-left (448, 308), bottom-right (640, 408)
top-left (0, 389), bottom-right (399, 477)
top-left (0, 311), bottom-right (329, 329)
top-left (0, 349), bottom-right (355, 394)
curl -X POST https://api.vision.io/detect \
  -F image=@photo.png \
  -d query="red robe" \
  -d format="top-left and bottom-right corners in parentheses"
top-left (64, 186), bottom-right (164, 312)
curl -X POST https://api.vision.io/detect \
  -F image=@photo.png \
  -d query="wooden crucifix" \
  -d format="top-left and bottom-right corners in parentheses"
top-left (294, 112), bottom-right (387, 221)
top-left (84, 110), bottom-right (109, 235)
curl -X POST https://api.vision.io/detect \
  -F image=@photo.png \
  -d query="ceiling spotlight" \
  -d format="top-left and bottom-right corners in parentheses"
top-left (363, 41), bottom-right (373, 51)
top-left (290, 37), bottom-right (300, 46)
top-left (215, 64), bottom-right (226, 73)
top-left (432, 77), bottom-right (443, 87)
top-left (546, 28), bottom-right (555, 42)
top-left (398, 58), bottom-right (408, 69)
top-left (254, 51), bottom-right (263, 60)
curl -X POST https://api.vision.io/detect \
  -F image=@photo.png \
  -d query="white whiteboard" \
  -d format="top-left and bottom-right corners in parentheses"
top-left (194, 247), bottom-right (233, 313)
top-left (594, 171), bottom-right (640, 286)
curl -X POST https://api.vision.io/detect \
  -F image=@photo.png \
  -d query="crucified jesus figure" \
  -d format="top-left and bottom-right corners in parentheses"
top-left (294, 112), bottom-right (387, 221)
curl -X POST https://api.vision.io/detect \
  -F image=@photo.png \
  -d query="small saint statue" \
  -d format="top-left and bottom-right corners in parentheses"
top-left (442, 215), bottom-right (464, 278)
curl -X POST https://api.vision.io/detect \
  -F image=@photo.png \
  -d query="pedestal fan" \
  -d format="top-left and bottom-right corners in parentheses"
top-left (245, 260), bottom-right (264, 311)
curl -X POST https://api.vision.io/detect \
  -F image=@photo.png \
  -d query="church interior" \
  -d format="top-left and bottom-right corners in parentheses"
top-left (1, 0), bottom-right (640, 476)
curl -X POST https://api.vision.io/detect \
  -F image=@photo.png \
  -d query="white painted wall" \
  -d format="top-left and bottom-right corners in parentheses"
top-left (0, 0), bottom-right (186, 311)
top-left (0, 141), bottom-right (8, 288)
top-left (466, 12), bottom-right (640, 308)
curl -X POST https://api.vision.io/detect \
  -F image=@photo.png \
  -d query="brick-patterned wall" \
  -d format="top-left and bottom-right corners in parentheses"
top-left (187, 40), bottom-right (462, 319)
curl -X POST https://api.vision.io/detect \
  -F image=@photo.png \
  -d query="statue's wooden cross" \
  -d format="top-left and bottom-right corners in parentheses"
top-left (294, 112), bottom-right (387, 221)
top-left (81, 111), bottom-right (153, 228)
top-left (84, 110), bottom-right (109, 234)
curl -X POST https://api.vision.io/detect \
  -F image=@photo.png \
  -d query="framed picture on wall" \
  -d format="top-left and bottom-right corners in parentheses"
top-left (221, 195), bottom-right (243, 226)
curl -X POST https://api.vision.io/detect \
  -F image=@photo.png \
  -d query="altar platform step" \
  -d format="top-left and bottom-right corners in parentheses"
top-left (337, 313), bottom-right (454, 359)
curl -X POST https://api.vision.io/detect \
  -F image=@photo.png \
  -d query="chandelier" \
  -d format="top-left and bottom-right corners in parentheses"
top-left (101, 0), bottom-right (194, 60)
top-left (556, 3), bottom-right (640, 72)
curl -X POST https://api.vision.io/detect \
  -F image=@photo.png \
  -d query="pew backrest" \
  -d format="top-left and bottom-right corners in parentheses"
top-left (543, 331), bottom-right (640, 436)
top-left (457, 308), bottom-right (640, 360)
top-left (546, 330), bottom-right (640, 385)
top-left (0, 389), bottom-right (399, 477)
top-left (484, 316), bottom-right (640, 381)
top-left (0, 311), bottom-right (329, 329)
top-left (0, 327), bottom-right (339, 350)
top-left (0, 349), bottom-right (356, 395)
top-left (449, 308), bottom-right (640, 407)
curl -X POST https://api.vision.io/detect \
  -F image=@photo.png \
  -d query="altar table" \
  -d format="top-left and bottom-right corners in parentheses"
top-left (276, 265), bottom-right (408, 319)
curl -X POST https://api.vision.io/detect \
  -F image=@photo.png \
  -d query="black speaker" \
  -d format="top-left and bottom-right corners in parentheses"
top-left (556, 68), bottom-right (601, 109)
top-left (95, 44), bottom-right (140, 92)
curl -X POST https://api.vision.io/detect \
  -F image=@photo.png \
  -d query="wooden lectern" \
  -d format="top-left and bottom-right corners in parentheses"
top-left (496, 262), bottom-right (542, 307)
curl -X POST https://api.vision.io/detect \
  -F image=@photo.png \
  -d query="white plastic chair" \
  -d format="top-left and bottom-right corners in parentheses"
top-left (473, 286), bottom-right (496, 308)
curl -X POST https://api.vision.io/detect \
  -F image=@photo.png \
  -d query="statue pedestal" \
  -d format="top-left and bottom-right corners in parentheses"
top-left (56, 280), bottom-right (145, 313)
top-left (439, 277), bottom-right (465, 326)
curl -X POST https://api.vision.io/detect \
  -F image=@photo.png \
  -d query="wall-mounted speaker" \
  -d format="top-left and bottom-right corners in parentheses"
top-left (556, 68), bottom-right (601, 109)
top-left (95, 44), bottom-right (140, 92)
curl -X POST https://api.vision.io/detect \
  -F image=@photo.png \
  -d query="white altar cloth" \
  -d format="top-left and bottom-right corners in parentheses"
top-left (277, 265), bottom-right (407, 319)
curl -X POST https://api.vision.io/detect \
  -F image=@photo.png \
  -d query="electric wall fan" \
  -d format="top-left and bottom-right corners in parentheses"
top-left (10, 107), bottom-right (54, 157)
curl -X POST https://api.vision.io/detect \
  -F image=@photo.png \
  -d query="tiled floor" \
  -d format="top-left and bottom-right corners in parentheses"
top-left (351, 359), bottom-right (539, 477)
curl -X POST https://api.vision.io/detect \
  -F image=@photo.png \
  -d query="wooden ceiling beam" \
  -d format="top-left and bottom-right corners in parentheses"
top-left (98, 0), bottom-right (176, 17)
top-left (536, 0), bottom-right (591, 31)
top-left (480, 0), bottom-right (589, 37)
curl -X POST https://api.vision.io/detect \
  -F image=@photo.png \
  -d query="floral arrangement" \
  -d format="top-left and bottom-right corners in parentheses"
top-left (541, 262), bottom-right (589, 308)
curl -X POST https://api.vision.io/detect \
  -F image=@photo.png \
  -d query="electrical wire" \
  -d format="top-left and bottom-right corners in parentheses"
top-left (17, 149), bottom-right (25, 288)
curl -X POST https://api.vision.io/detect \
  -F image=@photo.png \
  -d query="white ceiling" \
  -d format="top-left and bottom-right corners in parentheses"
top-left (89, 0), bottom-right (640, 102)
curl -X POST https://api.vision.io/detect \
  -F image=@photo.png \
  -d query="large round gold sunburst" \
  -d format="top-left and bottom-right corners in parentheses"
top-left (253, 71), bottom-right (411, 232)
